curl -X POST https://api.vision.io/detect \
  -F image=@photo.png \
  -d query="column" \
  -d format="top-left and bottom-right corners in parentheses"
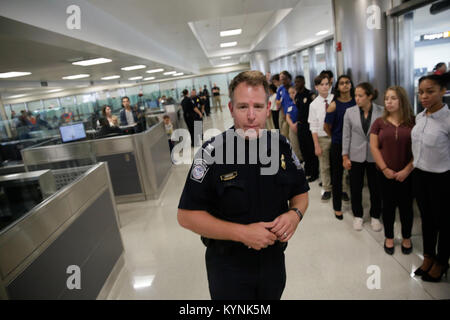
top-left (333, 0), bottom-right (393, 104)
top-left (250, 51), bottom-right (270, 75)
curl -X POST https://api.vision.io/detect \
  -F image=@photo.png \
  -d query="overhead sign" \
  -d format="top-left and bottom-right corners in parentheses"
top-left (421, 31), bottom-right (450, 41)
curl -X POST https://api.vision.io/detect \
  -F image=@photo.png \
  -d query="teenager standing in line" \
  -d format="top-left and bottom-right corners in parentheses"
top-left (342, 83), bottom-right (383, 231)
top-left (324, 75), bottom-right (354, 220)
top-left (370, 87), bottom-right (415, 255)
top-left (412, 75), bottom-right (450, 282)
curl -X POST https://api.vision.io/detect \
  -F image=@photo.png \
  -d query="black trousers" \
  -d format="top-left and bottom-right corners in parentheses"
top-left (378, 172), bottom-right (413, 239)
top-left (184, 116), bottom-right (195, 147)
top-left (297, 123), bottom-right (319, 178)
top-left (330, 143), bottom-right (344, 211)
top-left (271, 110), bottom-right (280, 130)
top-left (205, 241), bottom-right (286, 300)
top-left (414, 169), bottom-right (450, 266)
top-left (349, 161), bottom-right (382, 219)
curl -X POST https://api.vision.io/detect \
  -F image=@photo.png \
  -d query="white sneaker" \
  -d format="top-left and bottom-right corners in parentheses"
top-left (371, 218), bottom-right (382, 232)
top-left (353, 217), bottom-right (364, 231)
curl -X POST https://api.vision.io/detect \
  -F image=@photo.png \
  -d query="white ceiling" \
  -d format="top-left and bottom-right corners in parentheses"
top-left (85, 0), bottom-right (301, 69)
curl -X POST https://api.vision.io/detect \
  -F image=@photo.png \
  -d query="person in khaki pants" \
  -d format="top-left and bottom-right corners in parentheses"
top-left (276, 71), bottom-right (294, 139)
top-left (212, 83), bottom-right (222, 112)
top-left (285, 87), bottom-right (303, 161)
top-left (308, 74), bottom-right (334, 201)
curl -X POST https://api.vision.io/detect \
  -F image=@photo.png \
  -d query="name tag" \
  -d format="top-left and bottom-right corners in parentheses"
top-left (220, 171), bottom-right (238, 181)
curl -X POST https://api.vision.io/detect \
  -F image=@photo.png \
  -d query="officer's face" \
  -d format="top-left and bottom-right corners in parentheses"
top-left (229, 83), bottom-right (269, 139)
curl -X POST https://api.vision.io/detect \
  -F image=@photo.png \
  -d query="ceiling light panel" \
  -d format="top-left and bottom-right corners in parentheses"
top-left (146, 68), bottom-right (164, 73)
top-left (163, 71), bottom-right (177, 75)
top-left (173, 73), bottom-right (184, 76)
top-left (129, 76), bottom-right (143, 80)
top-left (0, 72), bottom-right (32, 78)
top-left (62, 74), bottom-right (90, 80)
top-left (143, 77), bottom-right (155, 81)
top-left (101, 75), bottom-right (121, 80)
top-left (72, 58), bottom-right (112, 66)
top-left (220, 42), bottom-right (237, 48)
top-left (220, 29), bottom-right (242, 37)
top-left (221, 56), bottom-right (232, 60)
top-left (121, 65), bottom-right (146, 71)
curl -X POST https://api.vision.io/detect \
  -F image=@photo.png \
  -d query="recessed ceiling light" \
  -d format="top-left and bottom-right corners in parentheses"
top-left (220, 41), bottom-right (237, 48)
top-left (163, 71), bottom-right (177, 75)
top-left (6, 94), bottom-right (28, 99)
top-left (221, 56), bottom-right (232, 60)
top-left (143, 77), bottom-right (155, 81)
top-left (129, 76), bottom-right (143, 80)
top-left (0, 72), bottom-right (32, 78)
top-left (62, 74), bottom-right (90, 80)
top-left (173, 73), bottom-right (184, 76)
top-left (220, 29), bottom-right (242, 37)
top-left (101, 75), bottom-right (121, 80)
top-left (316, 30), bottom-right (329, 36)
top-left (72, 58), bottom-right (112, 66)
top-left (121, 65), bottom-right (146, 71)
top-left (47, 89), bottom-right (63, 93)
top-left (146, 68), bottom-right (164, 74)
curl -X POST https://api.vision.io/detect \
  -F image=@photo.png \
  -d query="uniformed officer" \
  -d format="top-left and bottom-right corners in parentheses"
top-left (181, 89), bottom-right (202, 147)
top-left (294, 75), bottom-right (319, 182)
top-left (178, 71), bottom-right (309, 300)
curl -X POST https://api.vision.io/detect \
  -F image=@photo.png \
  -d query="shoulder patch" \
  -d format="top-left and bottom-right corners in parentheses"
top-left (190, 158), bottom-right (210, 183)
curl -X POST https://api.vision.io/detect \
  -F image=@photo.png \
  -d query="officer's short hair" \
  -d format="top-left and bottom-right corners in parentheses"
top-left (229, 70), bottom-right (270, 104)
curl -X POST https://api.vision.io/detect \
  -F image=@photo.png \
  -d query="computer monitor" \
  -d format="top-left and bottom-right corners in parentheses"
top-left (59, 122), bottom-right (87, 143)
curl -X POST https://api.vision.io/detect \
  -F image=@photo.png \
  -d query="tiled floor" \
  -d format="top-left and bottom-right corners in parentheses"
top-left (104, 109), bottom-right (450, 300)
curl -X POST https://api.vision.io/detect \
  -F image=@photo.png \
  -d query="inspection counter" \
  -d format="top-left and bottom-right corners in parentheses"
top-left (0, 162), bottom-right (124, 299)
top-left (21, 120), bottom-right (173, 203)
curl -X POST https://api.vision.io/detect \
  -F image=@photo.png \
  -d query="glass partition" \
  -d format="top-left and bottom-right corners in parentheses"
top-left (175, 79), bottom-right (193, 102)
top-left (0, 69), bottom-right (246, 144)
top-left (142, 83), bottom-right (160, 108)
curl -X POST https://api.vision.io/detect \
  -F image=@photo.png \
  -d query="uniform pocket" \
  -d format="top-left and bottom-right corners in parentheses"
top-left (216, 179), bottom-right (249, 215)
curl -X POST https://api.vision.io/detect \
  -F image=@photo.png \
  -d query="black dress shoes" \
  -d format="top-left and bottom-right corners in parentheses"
top-left (384, 240), bottom-right (394, 255)
top-left (401, 243), bottom-right (413, 255)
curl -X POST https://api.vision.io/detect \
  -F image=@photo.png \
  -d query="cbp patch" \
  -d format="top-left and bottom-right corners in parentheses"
top-left (190, 158), bottom-right (210, 183)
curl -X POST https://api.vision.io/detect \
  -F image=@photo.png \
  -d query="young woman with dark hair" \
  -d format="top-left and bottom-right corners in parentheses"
top-left (342, 83), bottom-right (383, 231)
top-left (324, 75), bottom-right (355, 220)
top-left (412, 74), bottom-right (450, 282)
top-left (370, 86), bottom-right (415, 255)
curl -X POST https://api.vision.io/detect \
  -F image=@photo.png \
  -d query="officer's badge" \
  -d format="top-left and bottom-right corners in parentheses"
top-left (190, 158), bottom-right (209, 183)
top-left (303, 97), bottom-right (307, 104)
top-left (220, 171), bottom-right (237, 181)
top-left (281, 154), bottom-right (286, 170)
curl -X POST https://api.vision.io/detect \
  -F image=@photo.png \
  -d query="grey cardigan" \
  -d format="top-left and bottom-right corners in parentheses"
top-left (342, 104), bottom-right (384, 163)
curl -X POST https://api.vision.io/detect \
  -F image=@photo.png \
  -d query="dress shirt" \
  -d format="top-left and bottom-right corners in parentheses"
top-left (412, 104), bottom-right (450, 173)
top-left (308, 93), bottom-right (334, 137)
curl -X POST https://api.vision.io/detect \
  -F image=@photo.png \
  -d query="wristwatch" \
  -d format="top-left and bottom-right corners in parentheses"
top-left (289, 208), bottom-right (303, 222)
